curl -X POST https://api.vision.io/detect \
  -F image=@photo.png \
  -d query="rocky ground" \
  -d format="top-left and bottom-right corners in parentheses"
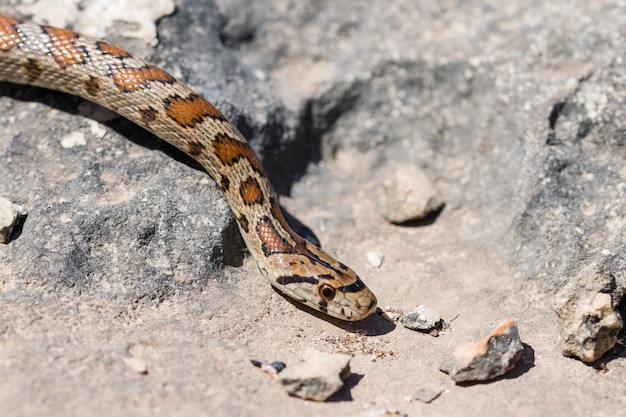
top-left (1, 0), bottom-right (625, 416)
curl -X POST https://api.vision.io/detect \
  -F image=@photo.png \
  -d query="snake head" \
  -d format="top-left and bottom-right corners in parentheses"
top-left (260, 242), bottom-right (378, 321)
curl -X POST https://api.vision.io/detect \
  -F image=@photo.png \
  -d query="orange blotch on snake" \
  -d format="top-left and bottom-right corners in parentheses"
top-left (42, 26), bottom-right (87, 68)
top-left (162, 93), bottom-right (225, 128)
top-left (0, 15), bottom-right (22, 51)
top-left (111, 65), bottom-right (176, 93)
top-left (212, 133), bottom-right (265, 174)
top-left (96, 41), bottom-right (132, 58)
top-left (257, 216), bottom-right (293, 255)
top-left (240, 176), bottom-right (264, 206)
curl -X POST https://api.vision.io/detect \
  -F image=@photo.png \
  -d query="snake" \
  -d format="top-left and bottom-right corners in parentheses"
top-left (0, 14), bottom-right (377, 321)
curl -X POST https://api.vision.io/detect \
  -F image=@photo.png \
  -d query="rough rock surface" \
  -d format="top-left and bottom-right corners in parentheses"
top-left (440, 319), bottom-right (524, 383)
top-left (278, 348), bottom-right (351, 401)
top-left (1, 0), bottom-right (626, 416)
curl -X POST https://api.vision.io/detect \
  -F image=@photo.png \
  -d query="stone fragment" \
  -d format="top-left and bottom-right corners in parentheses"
top-left (0, 197), bottom-right (27, 244)
top-left (278, 348), bottom-right (351, 401)
top-left (440, 318), bottom-right (523, 383)
top-left (376, 163), bottom-right (444, 224)
top-left (381, 305), bottom-right (403, 322)
top-left (557, 290), bottom-right (622, 362)
top-left (555, 261), bottom-right (625, 362)
top-left (250, 359), bottom-right (286, 378)
top-left (122, 357), bottom-right (148, 374)
top-left (412, 384), bottom-right (443, 403)
top-left (399, 305), bottom-right (443, 334)
top-left (358, 410), bottom-right (408, 417)
top-left (366, 251), bottom-right (385, 268)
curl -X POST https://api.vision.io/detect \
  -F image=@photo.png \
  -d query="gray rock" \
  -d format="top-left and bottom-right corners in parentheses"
top-left (556, 260), bottom-right (625, 362)
top-left (278, 349), bottom-right (351, 401)
top-left (376, 163), bottom-right (444, 224)
top-left (440, 319), bottom-right (523, 383)
top-left (398, 305), bottom-right (443, 333)
top-left (412, 384), bottom-right (443, 403)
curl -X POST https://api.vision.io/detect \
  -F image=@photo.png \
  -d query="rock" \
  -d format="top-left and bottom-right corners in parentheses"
top-left (398, 305), bottom-right (444, 334)
top-left (440, 319), bottom-right (523, 383)
top-left (0, 197), bottom-right (27, 244)
top-left (278, 349), bottom-right (351, 401)
top-left (412, 384), bottom-right (443, 403)
top-left (366, 251), bottom-right (385, 268)
top-left (122, 357), bottom-right (148, 374)
top-left (381, 305), bottom-right (403, 322)
top-left (357, 410), bottom-right (408, 417)
top-left (556, 262), bottom-right (624, 362)
top-left (250, 359), bottom-right (287, 378)
top-left (376, 163), bottom-right (444, 224)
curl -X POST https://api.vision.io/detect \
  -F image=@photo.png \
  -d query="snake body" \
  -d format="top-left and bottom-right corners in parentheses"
top-left (0, 14), bottom-right (377, 320)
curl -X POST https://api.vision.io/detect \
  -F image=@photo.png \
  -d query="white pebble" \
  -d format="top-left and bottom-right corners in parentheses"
top-left (366, 251), bottom-right (385, 268)
top-left (122, 357), bottom-right (148, 374)
top-left (61, 131), bottom-right (87, 148)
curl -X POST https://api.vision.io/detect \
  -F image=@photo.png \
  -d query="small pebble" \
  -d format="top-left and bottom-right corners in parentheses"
top-left (398, 305), bottom-right (444, 334)
top-left (381, 305), bottom-right (403, 322)
top-left (278, 348), bottom-right (350, 401)
top-left (122, 357), bottom-right (148, 374)
top-left (412, 384), bottom-right (443, 403)
top-left (440, 318), bottom-right (523, 383)
top-left (0, 197), bottom-right (27, 244)
top-left (366, 251), bottom-right (385, 268)
top-left (60, 131), bottom-right (87, 148)
top-left (251, 359), bottom-right (287, 378)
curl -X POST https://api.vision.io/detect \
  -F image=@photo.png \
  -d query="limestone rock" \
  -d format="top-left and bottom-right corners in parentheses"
top-left (556, 262), bottom-right (624, 362)
top-left (398, 305), bottom-right (443, 333)
top-left (376, 163), bottom-right (444, 224)
top-left (0, 197), bottom-right (27, 244)
top-left (412, 384), bottom-right (443, 403)
top-left (278, 349), bottom-right (351, 401)
top-left (440, 319), bottom-right (523, 383)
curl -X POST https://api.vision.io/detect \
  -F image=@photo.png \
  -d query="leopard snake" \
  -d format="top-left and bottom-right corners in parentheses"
top-left (0, 14), bottom-right (377, 320)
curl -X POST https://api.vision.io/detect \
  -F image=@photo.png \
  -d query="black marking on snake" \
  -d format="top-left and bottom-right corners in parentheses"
top-left (22, 58), bottom-right (43, 82)
top-left (338, 276), bottom-right (366, 293)
top-left (318, 273), bottom-right (336, 281)
top-left (220, 175), bottom-right (230, 192)
top-left (277, 275), bottom-right (319, 286)
top-left (138, 106), bottom-right (158, 124)
top-left (238, 214), bottom-right (249, 233)
top-left (338, 262), bottom-right (349, 271)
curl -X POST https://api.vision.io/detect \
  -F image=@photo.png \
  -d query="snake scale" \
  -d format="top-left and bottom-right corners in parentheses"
top-left (0, 14), bottom-right (377, 320)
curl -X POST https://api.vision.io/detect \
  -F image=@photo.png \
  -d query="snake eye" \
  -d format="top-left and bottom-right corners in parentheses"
top-left (319, 284), bottom-right (336, 301)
